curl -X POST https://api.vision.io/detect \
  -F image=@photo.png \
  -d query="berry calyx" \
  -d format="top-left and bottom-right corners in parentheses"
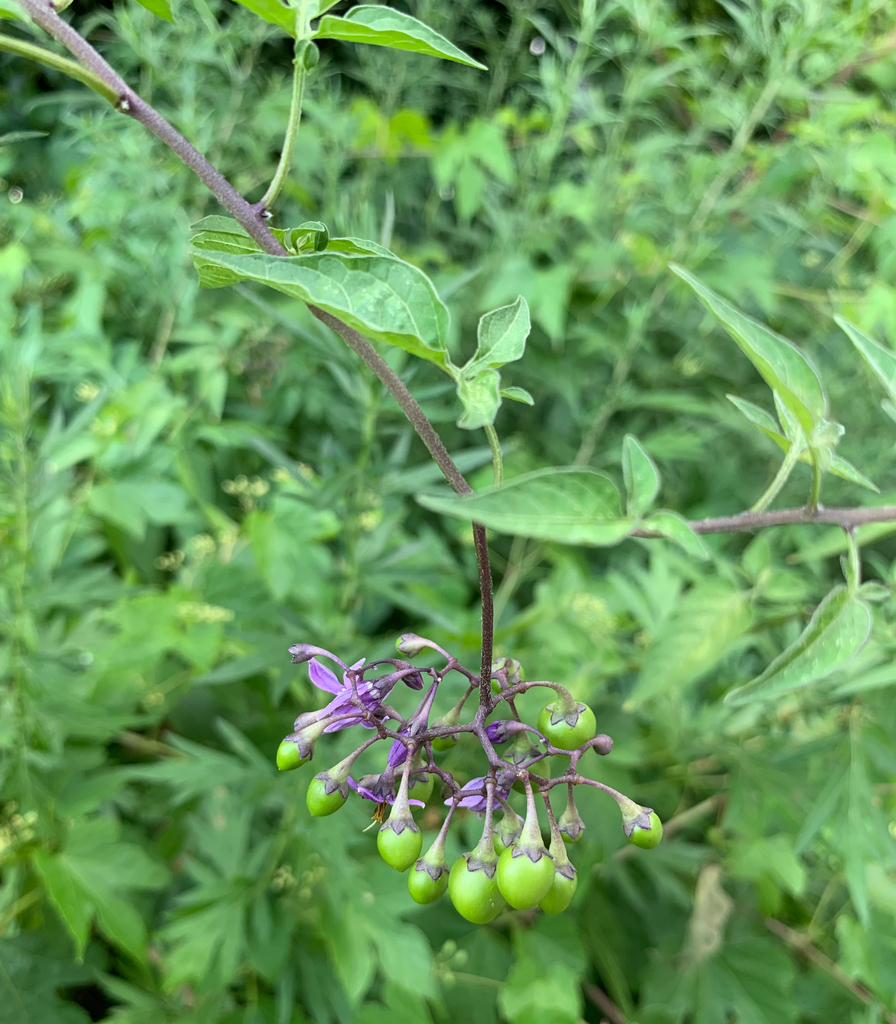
top-left (492, 807), bottom-right (523, 855)
top-left (497, 844), bottom-right (554, 909)
top-left (276, 739), bottom-right (308, 772)
top-left (558, 789), bottom-right (585, 843)
top-left (377, 767), bottom-right (423, 871)
top-left (539, 831), bottom-right (577, 914)
top-left (378, 823), bottom-right (423, 871)
top-left (306, 776), bottom-right (347, 816)
top-left (537, 700), bottom-right (597, 751)
top-left (448, 855), bottom-right (505, 923)
top-left (628, 809), bottom-right (663, 849)
top-left (539, 866), bottom-right (578, 914)
top-left (496, 782), bottom-right (554, 909)
top-left (408, 833), bottom-right (449, 905)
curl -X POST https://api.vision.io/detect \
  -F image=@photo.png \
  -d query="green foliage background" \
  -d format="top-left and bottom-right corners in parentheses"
top-left (3, 0), bottom-right (896, 1020)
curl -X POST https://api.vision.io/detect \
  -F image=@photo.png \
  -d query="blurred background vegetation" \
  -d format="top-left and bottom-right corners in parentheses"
top-left (3, 0), bottom-right (896, 1020)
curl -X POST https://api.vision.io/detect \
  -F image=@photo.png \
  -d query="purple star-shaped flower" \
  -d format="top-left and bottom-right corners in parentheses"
top-left (308, 656), bottom-right (388, 733)
top-left (448, 771), bottom-right (515, 813)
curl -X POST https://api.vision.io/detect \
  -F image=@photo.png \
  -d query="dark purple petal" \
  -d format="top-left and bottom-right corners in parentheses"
top-left (309, 658), bottom-right (342, 694)
top-left (387, 737), bottom-right (409, 768)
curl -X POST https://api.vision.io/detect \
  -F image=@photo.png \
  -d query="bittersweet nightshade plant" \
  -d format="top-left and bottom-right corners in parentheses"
top-left (8, 0), bottom-right (896, 958)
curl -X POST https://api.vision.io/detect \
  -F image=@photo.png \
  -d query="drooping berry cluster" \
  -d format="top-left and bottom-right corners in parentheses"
top-left (277, 634), bottom-right (663, 921)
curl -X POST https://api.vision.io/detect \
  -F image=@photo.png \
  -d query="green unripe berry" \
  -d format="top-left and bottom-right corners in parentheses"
top-left (539, 869), bottom-right (577, 914)
top-left (448, 857), bottom-right (505, 924)
top-left (431, 734), bottom-right (457, 752)
top-left (408, 863), bottom-right (448, 904)
top-left (306, 777), bottom-right (346, 816)
top-left (276, 739), bottom-right (309, 772)
top-left (628, 810), bottom-right (663, 849)
top-left (408, 772), bottom-right (434, 803)
top-left (377, 823), bottom-right (422, 872)
top-left (537, 701), bottom-right (597, 751)
top-left (496, 846), bottom-right (555, 909)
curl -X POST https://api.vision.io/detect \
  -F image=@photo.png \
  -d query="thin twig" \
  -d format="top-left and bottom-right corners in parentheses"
top-left (631, 505), bottom-right (896, 537)
top-left (764, 917), bottom-right (896, 1024)
top-left (12, 0), bottom-right (497, 697)
top-left (584, 985), bottom-right (628, 1024)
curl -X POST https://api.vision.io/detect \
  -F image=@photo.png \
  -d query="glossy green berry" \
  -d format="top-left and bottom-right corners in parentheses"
top-left (408, 772), bottom-right (434, 803)
top-left (539, 869), bottom-right (577, 914)
top-left (496, 847), bottom-right (555, 909)
top-left (306, 777), bottom-right (346, 816)
top-left (629, 811), bottom-right (663, 849)
top-left (408, 863), bottom-right (448, 904)
top-left (493, 832), bottom-right (507, 855)
top-left (378, 824), bottom-right (422, 872)
top-left (276, 739), bottom-right (309, 772)
top-left (431, 734), bottom-right (457, 752)
top-left (537, 701), bottom-right (597, 751)
top-left (448, 857), bottom-right (505, 924)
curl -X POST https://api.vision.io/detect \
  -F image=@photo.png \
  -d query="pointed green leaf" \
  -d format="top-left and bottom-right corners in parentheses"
top-left (727, 394), bottom-right (788, 451)
top-left (622, 435), bottom-right (660, 516)
top-left (672, 265), bottom-right (826, 433)
top-left (467, 296), bottom-right (530, 372)
top-left (726, 586), bottom-right (872, 706)
top-left (727, 396), bottom-right (875, 490)
top-left (133, 0), bottom-right (174, 22)
top-left (837, 315), bottom-right (896, 405)
top-left (230, 0), bottom-right (296, 35)
top-left (189, 248), bottom-right (449, 368)
top-left (626, 580), bottom-right (752, 706)
top-left (501, 386), bottom-right (534, 405)
top-left (829, 454), bottom-right (879, 493)
top-left (314, 6), bottom-right (487, 69)
top-left (642, 510), bottom-right (710, 560)
top-left (456, 368), bottom-right (501, 430)
top-left (417, 467), bottom-right (631, 546)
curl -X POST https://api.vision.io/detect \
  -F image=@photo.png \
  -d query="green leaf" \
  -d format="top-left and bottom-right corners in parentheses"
top-left (0, 0), bottom-right (28, 22)
top-left (642, 510), bottom-right (710, 560)
top-left (626, 580), bottom-right (752, 707)
top-left (836, 315), bottom-right (896, 405)
top-left (313, 6), bottom-right (487, 69)
top-left (725, 586), bottom-right (872, 706)
top-left (416, 467), bottom-right (632, 546)
top-left (672, 264), bottom-right (826, 434)
top-left (727, 394), bottom-right (788, 450)
top-left (32, 818), bottom-right (168, 962)
top-left (828, 454), bottom-right (879, 493)
top-left (466, 296), bottom-right (531, 372)
top-left (455, 367), bottom-right (501, 430)
top-left (189, 248), bottom-right (450, 368)
top-left (132, 0), bottom-right (174, 22)
top-left (622, 434), bottom-right (660, 516)
top-left (498, 958), bottom-right (582, 1024)
top-left (643, 935), bottom-right (798, 1024)
top-left (230, 0), bottom-right (296, 35)
top-left (501, 386), bottom-right (534, 405)
top-left (728, 396), bottom-right (877, 491)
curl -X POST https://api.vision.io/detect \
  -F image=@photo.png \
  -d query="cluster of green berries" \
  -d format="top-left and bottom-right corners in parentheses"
top-left (277, 636), bottom-right (663, 923)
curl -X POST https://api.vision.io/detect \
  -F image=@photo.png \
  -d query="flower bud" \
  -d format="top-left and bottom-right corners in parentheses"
top-left (396, 633), bottom-right (432, 657)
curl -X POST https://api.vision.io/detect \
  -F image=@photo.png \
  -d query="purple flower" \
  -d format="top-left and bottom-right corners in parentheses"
top-left (448, 771), bottom-right (514, 813)
top-left (307, 656), bottom-right (388, 733)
